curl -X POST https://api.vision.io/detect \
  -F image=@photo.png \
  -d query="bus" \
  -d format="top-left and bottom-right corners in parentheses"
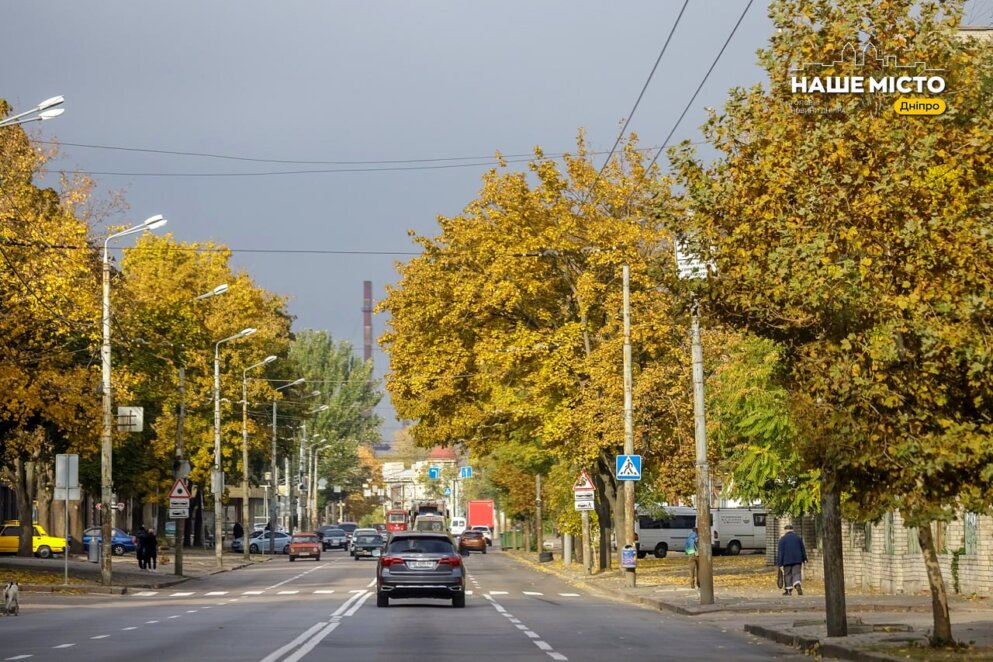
top-left (386, 509), bottom-right (409, 532)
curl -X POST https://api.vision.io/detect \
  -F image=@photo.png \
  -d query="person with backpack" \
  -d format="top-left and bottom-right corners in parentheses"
top-left (685, 527), bottom-right (700, 589)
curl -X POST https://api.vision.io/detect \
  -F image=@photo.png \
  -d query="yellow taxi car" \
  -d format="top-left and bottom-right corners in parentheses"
top-left (0, 520), bottom-right (67, 558)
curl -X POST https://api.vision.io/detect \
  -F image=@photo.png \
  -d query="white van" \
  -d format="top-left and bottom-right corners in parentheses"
top-left (635, 506), bottom-right (717, 559)
top-left (450, 517), bottom-right (467, 536)
top-left (712, 508), bottom-right (767, 555)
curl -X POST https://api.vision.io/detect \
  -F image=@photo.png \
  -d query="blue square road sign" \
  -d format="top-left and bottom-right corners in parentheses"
top-left (616, 454), bottom-right (642, 481)
top-left (428, 467), bottom-right (440, 479)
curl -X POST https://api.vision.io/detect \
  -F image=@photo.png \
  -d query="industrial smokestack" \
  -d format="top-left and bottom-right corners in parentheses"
top-left (363, 280), bottom-right (373, 364)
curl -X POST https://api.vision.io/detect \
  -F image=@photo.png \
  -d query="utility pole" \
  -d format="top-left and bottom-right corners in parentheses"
top-left (535, 473), bottom-right (543, 555)
top-left (174, 366), bottom-right (186, 576)
top-left (622, 265), bottom-right (636, 587)
top-left (692, 305), bottom-right (714, 604)
top-left (581, 510), bottom-right (592, 574)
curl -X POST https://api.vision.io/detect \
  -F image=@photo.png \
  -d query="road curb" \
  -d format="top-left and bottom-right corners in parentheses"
top-left (743, 624), bottom-right (905, 661)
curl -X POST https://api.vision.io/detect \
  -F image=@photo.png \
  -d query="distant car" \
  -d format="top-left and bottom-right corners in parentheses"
top-left (349, 528), bottom-right (379, 555)
top-left (338, 521), bottom-right (359, 547)
top-left (470, 526), bottom-right (493, 546)
top-left (458, 530), bottom-right (486, 555)
top-left (352, 532), bottom-right (386, 560)
top-left (82, 527), bottom-right (136, 556)
top-left (450, 517), bottom-right (467, 536)
top-left (316, 526), bottom-right (347, 551)
top-left (376, 532), bottom-right (465, 608)
top-left (233, 530), bottom-right (291, 554)
top-left (288, 533), bottom-right (322, 562)
top-left (0, 521), bottom-right (67, 558)
top-left (372, 523), bottom-right (387, 534)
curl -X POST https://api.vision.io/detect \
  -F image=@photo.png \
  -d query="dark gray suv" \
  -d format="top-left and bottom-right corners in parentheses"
top-left (376, 532), bottom-right (465, 608)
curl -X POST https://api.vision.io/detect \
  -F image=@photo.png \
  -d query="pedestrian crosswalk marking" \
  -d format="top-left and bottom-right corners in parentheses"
top-left (314, 590), bottom-right (335, 594)
top-left (277, 590), bottom-right (299, 595)
top-left (243, 590), bottom-right (264, 595)
top-left (490, 591), bottom-right (508, 595)
top-left (205, 591), bottom-right (228, 596)
top-left (170, 592), bottom-right (193, 597)
top-left (523, 591), bottom-right (543, 596)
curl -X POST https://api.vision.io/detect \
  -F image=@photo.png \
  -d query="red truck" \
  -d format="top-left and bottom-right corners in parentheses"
top-left (466, 500), bottom-right (495, 545)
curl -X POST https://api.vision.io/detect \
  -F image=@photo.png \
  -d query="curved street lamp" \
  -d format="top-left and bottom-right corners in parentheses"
top-left (0, 95), bottom-right (65, 128)
top-left (269, 377), bottom-right (305, 550)
top-left (99, 215), bottom-right (168, 586)
top-left (241, 355), bottom-right (277, 560)
top-left (213, 327), bottom-right (256, 568)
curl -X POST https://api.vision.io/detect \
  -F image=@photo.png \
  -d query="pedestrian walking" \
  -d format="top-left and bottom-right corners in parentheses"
top-left (685, 527), bottom-right (700, 589)
top-left (146, 528), bottom-right (158, 571)
top-left (135, 526), bottom-right (147, 570)
top-left (776, 524), bottom-right (807, 596)
top-left (233, 521), bottom-right (244, 543)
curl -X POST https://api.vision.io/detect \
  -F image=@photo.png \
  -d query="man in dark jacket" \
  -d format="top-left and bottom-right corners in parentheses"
top-left (776, 524), bottom-right (807, 596)
top-left (135, 526), bottom-right (147, 570)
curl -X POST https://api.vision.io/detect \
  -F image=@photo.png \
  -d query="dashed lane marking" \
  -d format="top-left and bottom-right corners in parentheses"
top-left (132, 591), bottom-right (157, 597)
top-left (490, 591), bottom-right (508, 595)
top-left (243, 590), bottom-right (265, 595)
top-left (558, 593), bottom-right (580, 597)
top-left (313, 590), bottom-right (335, 594)
top-left (536, 642), bottom-right (553, 651)
top-left (53, 644), bottom-right (75, 649)
top-left (145, 620), bottom-right (159, 624)
top-left (277, 590), bottom-right (299, 595)
top-left (5, 655), bottom-right (32, 660)
top-left (90, 635), bottom-right (109, 640)
top-left (205, 591), bottom-right (228, 596)
top-left (168, 615), bottom-right (181, 619)
top-left (523, 591), bottom-right (543, 596)
top-left (484, 594), bottom-right (569, 661)
top-left (170, 592), bottom-right (194, 597)
top-left (121, 627), bottom-right (137, 631)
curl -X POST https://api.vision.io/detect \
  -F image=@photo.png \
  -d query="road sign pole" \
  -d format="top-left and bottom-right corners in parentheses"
top-left (622, 265), bottom-right (636, 588)
top-left (692, 307), bottom-right (714, 604)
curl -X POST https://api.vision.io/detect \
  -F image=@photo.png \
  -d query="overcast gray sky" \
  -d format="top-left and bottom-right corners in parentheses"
top-left (3, 0), bottom-right (777, 427)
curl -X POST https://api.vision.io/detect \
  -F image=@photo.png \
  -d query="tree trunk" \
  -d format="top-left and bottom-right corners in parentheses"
top-left (612, 480), bottom-right (625, 570)
top-left (594, 469), bottom-right (614, 571)
top-left (36, 462), bottom-right (53, 532)
top-left (69, 499), bottom-right (84, 554)
top-left (820, 477), bottom-right (848, 637)
top-left (918, 522), bottom-right (953, 645)
top-left (15, 457), bottom-right (33, 557)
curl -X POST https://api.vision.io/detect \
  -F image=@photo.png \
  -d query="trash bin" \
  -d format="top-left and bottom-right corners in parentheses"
top-left (87, 541), bottom-right (101, 563)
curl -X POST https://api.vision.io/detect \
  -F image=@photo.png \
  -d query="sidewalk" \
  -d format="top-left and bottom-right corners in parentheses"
top-left (504, 548), bottom-right (993, 661)
top-left (0, 547), bottom-right (272, 594)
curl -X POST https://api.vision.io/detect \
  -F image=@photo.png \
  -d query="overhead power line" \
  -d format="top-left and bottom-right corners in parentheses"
top-left (627, 0), bottom-right (755, 205)
top-left (585, 0), bottom-right (690, 201)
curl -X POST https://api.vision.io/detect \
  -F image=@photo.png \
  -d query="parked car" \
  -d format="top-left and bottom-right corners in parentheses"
top-left (82, 527), bottom-right (136, 556)
top-left (288, 533), bottom-right (322, 562)
top-left (450, 517), bottom-right (467, 536)
top-left (635, 506), bottom-right (717, 559)
top-left (712, 508), bottom-right (768, 556)
top-left (470, 525), bottom-right (493, 546)
top-left (348, 528), bottom-right (379, 556)
top-left (0, 521), bottom-right (67, 558)
top-left (458, 529), bottom-right (486, 555)
top-left (376, 532), bottom-right (465, 608)
top-left (233, 530), bottom-right (291, 554)
top-left (352, 531), bottom-right (386, 560)
top-left (316, 526), bottom-right (347, 550)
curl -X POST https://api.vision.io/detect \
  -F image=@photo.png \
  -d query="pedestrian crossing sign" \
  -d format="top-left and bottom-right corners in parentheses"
top-left (615, 455), bottom-right (642, 481)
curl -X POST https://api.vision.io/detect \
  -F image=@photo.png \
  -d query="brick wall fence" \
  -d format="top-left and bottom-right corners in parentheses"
top-left (766, 512), bottom-right (993, 596)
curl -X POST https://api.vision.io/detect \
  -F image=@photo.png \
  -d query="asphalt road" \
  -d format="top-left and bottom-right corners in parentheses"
top-left (1, 549), bottom-right (805, 661)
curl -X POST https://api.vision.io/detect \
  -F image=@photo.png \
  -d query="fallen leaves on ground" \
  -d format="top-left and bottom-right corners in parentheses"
top-left (0, 568), bottom-right (87, 585)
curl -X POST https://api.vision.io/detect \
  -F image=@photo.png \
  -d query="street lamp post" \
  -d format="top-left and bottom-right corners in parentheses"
top-left (0, 95), bottom-right (65, 128)
top-left (213, 327), bottom-right (257, 568)
top-left (309, 440), bottom-right (330, 528)
top-left (242, 355), bottom-right (277, 560)
top-left (173, 283), bottom-right (229, 577)
top-left (100, 214), bottom-right (167, 586)
top-left (675, 241), bottom-right (714, 605)
top-left (270, 379), bottom-right (305, 552)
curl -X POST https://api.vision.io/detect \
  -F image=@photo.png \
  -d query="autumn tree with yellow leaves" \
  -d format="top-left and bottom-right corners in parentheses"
top-left (380, 135), bottom-right (718, 566)
top-left (670, 0), bottom-right (993, 642)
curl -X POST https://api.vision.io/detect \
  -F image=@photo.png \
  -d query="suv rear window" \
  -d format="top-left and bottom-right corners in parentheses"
top-left (462, 531), bottom-right (483, 538)
top-left (387, 537), bottom-right (454, 555)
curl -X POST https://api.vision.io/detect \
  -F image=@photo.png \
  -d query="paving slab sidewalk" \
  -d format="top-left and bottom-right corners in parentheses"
top-left (0, 548), bottom-right (273, 594)
top-left (504, 549), bottom-right (993, 661)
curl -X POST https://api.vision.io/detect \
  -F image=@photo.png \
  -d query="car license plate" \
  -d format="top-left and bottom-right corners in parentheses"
top-left (372, 549), bottom-right (381, 557)
top-left (300, 552), bottom-right (310, 556)
top-left (409, 560), bottom-right (434, 569)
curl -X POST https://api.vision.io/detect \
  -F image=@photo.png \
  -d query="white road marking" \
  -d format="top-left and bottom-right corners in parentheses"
top-left (283, 622), bottom-right (340, 662)
top-left (205, 591), bottom-right (228, 596)
top-left (523, 591), bottom-right (543, 596)
top-left (243, 590), bottom-right (265, 595)
top-left (5, 655), bottom-right (32, 660)
top-left (332, 591), bottom-right (368, 617)
top-left (266, 563), bottom-right (328, 589)
top-left (170, 592), bottom-right (194, 597)
top-left (490, 590), bottom-right (508, 595)
top-left (366, 578), bottom-right (376, 587)
top-left (53, 644), bottom-right (75, 649)
top-left (313, 590), bottom-right (335, 594)
top-left (485, 593), bottom-right (568, 661)
top-left (91, 635), bottom-right (110, 639)
top-left (347, 589), bottom-right (364, 593)
top-left (132, 591), bottom-right (157, 597)
top-left (277, 590), bottom-right (299, 595)
top-left (187, 610), bottom-right (198, 613)
top-left (343, 591), bottom-right (373, 617)
top-left (558, 593), bottom-right (580, 597)
top-left (259, 622), bottom-right (326, 662)
top-left (145, 620), bottom-right (159, 624)
top-left (121, 627), bottom-right (138, 631)
top-left (465, 590), bottom-right (473, 595)
top-left (168, 615), bottom-right (181, 619)
top-left (202, 606), bottom-right (212, 609)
